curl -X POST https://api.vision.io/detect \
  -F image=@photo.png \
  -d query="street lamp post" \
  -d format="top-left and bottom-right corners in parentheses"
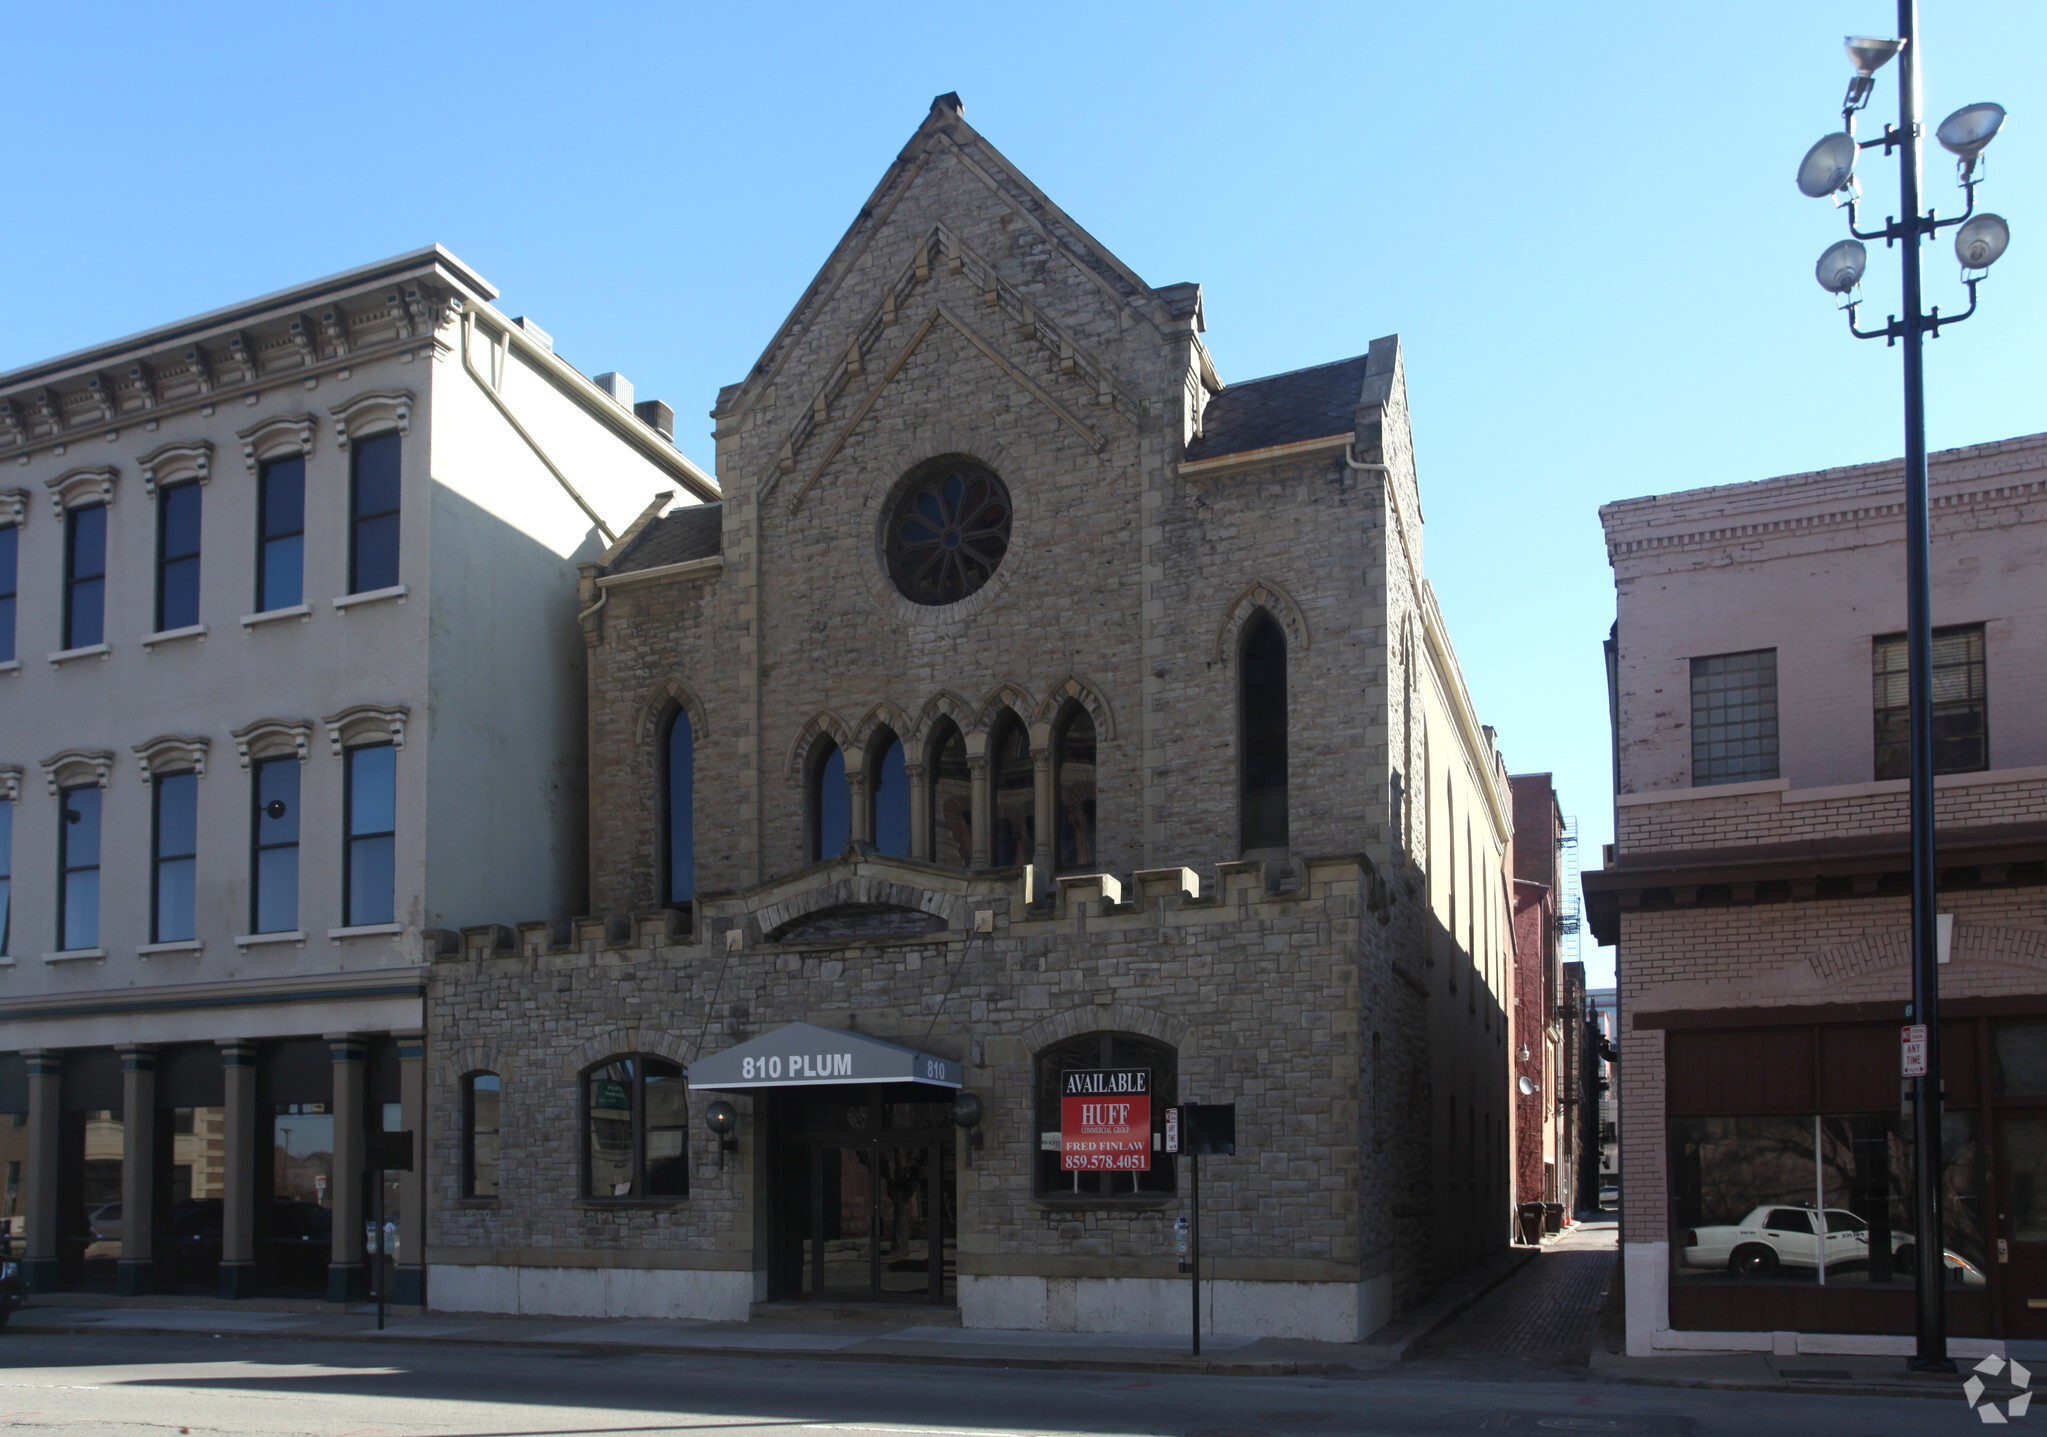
top-left (1796, 1), bottom-right (2011, 1374)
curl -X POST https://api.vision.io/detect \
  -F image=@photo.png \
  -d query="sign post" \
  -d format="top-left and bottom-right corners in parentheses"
top-left (1176, 1103), bottom-right (1236, 1357)
top-left (364, 1130), bottom-right (413, 1332)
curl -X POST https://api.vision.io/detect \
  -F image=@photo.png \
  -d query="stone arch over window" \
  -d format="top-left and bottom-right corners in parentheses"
top-left (329, 389), bottom-right (415, 448)
top-left (137, 440), bottom-right (213, 497)
top-left (577, 1050), bottom-right (688, 1200)
top-left (231, 717), bottom-right (313, 770)
top-left (235, 414), bottom-right (316, 475)
top-left (322, 703), bottom-right (408, 757)
top-left (44, 465), bottom-right (118, 520)
top-left (1212, 579), bottom-right (1309, 667)
top-left (974, 682), bottom-right (1038, 740)
top-left (1034, 675), bottom-right (1117, 743)
top-left (752, 873), bottom-right (965, 942)
top-left (922, 713), bottom-right (973, 868)
top-left (1031, 1027), bottom-right (1179, 1199)
top-left (1238, 609), bottom-right (1290, 854)
top-left (40, 748), bottom-right (115, 796)
top-left (788, 714), bottom-right (853, 864)
top-left (986, 706), bottom-right (1034, 869)
top-left (132, 734), bottom-right (211, 781)
top-left (638, 676), bottom-right (711, 748)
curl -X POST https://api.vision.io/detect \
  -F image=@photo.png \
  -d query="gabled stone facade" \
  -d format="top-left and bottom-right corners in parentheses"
top-left (426, 95), bottom-right (1517, 1339)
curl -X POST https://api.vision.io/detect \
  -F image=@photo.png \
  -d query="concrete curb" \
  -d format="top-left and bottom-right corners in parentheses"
top-left (1593, 1371), bottom-right (1970, 1403)
top-left (7, 1320), bottom-right (1347, 1379)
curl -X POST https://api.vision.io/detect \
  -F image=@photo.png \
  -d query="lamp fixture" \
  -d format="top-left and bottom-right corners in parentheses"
top-left (704, 1099), bottom-right (739, 1170)
top-left (952, 1089), bottom-right (985, 1167)
top-left (1955, 214), bottom-right (2011, 273)
top-left (1797, 132), bottom-right (1859, 198)
top-left (1816, 238), bottom-right (1869, 294)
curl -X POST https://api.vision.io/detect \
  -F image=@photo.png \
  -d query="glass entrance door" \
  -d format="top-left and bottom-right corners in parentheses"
top-left (774, 1086), bottom-right (954, 1303)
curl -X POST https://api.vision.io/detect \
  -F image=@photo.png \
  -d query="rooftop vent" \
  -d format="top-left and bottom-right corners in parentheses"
top-left (513, 316), bottom-right (552, 352)
top-left (592, 372), bottom-right (633, 408)
top-left (634, 399), bottom-right (675, 440)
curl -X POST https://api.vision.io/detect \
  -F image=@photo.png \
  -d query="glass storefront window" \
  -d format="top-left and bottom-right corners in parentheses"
top-left (583, 1056), bottom-right (688, 1199)
top-left (159, 1106), bottom-right (226, 1292)
top-left (1672, 1111), bottom-right (1986, 1287)
top-left (59, 1108), bottom-right (124, 1285)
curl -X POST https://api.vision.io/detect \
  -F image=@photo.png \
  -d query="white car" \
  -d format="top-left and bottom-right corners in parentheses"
top-left (1682, 1204), bottom-right (1985, 1285)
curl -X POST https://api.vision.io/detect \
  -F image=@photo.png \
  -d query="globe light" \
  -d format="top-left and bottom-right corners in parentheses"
top-left (1955, 214), bottom-right (2011, 271)
top-left (1816, 238), bottom-right (1869, 294)
top-left (1937, 102), bottom-right (2007, 160)
top-left (1798, 133), bottom-right (1859, 197)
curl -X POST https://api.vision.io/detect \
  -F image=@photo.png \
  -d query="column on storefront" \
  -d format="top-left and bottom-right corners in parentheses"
top-left (216, 1041), bottom-right (257, 1298)
top-left (23, 1051), bottom-right (60, 1292)
top-left (115, 1045), bottom-right (156, 1295)
top-left (327, 1034), bottom-right (367, 1304)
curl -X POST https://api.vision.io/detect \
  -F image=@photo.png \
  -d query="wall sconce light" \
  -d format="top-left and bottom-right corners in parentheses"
top-left (952, 1090), bottom-right (985, 1168)
top-left (705, 1098), bottom-right (739, 1170)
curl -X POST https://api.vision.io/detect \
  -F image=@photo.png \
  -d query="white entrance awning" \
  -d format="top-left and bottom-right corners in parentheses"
top-left (690, 1021), bottom-right (961, 1091)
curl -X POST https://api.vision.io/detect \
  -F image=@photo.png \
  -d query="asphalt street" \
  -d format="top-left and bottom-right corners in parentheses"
top-left (0, 1331), bottom-right (1974, 1437)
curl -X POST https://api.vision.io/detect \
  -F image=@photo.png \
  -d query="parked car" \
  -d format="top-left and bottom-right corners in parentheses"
top-left (1682, 1204), bottom-right (1986, 1285)
top-left (1597, 1185), bottom-right (1620, 1209)
top-left (0, 1235), bottom-right (26, 1328)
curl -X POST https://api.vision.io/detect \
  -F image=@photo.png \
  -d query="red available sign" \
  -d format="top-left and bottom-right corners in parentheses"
top-left (1062, 1069), bottom-right (1151, 1172)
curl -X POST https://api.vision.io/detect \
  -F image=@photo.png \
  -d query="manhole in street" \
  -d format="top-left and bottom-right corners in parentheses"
top-left (1257, 1415), bottom-right (1334, 1424)
top-left (1537, 1423), bottom-right (1645, 1434)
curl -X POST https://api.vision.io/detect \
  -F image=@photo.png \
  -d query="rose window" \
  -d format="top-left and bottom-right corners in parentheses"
top-left (885, 463), bottom-right (1012, 607)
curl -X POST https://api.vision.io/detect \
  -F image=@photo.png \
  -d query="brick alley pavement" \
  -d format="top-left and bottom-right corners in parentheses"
top-left (1408, 1215), bottom-right (1617, 1366)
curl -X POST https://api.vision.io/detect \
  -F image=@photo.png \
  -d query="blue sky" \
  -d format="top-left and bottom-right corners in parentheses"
top-left (5, 2), bottom-right (2035, 985)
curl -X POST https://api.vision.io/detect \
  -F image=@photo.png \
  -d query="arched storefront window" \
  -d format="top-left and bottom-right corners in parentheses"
top-left (870, 732), bottom-right (910, 857)
top-left (809, 740), bottom-right (848, 863)
top-left (1033, 1031), bottom-right (1177, 1198)
top-left (989, 715), bottom-right (1033, 868)
top-left (1053, 706), bottom-right (1097, 872)
top-left (582, 1055), bottom-right (687, 1199)
top-left (1239, 610), bottom-right (1289, 852)
top-left (928, 721), bottom-right (971, 868)
top-left (665, 712), bottom-right (694, 904)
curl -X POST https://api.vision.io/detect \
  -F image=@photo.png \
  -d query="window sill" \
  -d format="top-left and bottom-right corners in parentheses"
top-left (334, 584), bottom-right (408, 612)
top-left (329, 923), bottom-right (403, 942)
top-left (141, 624), bottom-right (207, 652)
top-left (454, 1197), bottom-right (501, 1208)
top-left (1030, 1194), bottom-right (1175, 1212)
top-left (235, 930), bottom-right (307, 948)
top-left (48, 643), bottom-right (111, 666)
top-left (43, 947), bottom-right (107, 964)
top-left (137, 939), bottom-right (203, 957)
top-left (573, 1198), bottom-right (689, 1210)
top-left (242, 603), bottom-right (312, 629)
top-left (0, 659), bottom-right (20, 675)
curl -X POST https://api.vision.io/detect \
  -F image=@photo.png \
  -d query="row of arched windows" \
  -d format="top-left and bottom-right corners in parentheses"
top-left (653, 608), bottom-right (1293, 902)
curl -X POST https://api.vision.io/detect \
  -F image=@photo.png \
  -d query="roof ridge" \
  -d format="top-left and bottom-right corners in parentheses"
top-left (1220, 352), bottom-right (1370, 391)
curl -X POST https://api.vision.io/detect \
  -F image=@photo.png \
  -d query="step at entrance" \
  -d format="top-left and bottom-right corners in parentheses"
top-left (749, 1299), bottom-right (962, 1326)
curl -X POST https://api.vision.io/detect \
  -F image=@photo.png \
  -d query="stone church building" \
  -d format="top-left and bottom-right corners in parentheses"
top-left (424, 95), bottom-right (1515, 1339)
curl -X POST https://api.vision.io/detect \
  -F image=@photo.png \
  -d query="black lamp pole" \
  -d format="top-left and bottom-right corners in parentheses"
top-left (1889, 0), bottom-right (1953, 1376)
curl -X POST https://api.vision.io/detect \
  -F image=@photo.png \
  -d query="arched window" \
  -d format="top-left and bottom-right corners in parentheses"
top-left (988, 715), bottom-right (1033, 868)
top-left (928, 721), bottom-right (971, 867)
top-left (1239, 610), bottom-right (1289, 852)
top-left (809, 740), bottom-right (848, 863)
top-left (582, 1055), bottom-right (687, 1199)
top-left (464, 1072), bottom-right (500, 1198)
top-left (870, 732), bottom-right (910, 858)
top-left (1053, 706), bottom-right (1097, 872)
top-left (1033, 1031), bottom-right (1177, 1197)
top-left (665, 711), bottom-right (694, 905)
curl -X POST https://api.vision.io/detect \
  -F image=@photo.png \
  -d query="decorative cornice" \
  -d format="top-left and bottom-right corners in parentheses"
top-left (322, 702), bottom-right (409, 756)
top-left (329, 389), bottom-right (414, 448)
top-left (235, 414), bottom-right (316, 475)
top-left (229, 717), bottom-right (313, 770)
top-left (1605, 476), bottom-right (2047, 562)
top-left (0, 487), bottom-right (25, 528)
top-left (40, 748), bottom-right (115, 795)
top-left (0, 764), bottom-right (20, 803)
top-left (132, 733), bottom-right (211, 780)
top-left (44, 465), bottom-right (117, 517)
top-left (137, 439), bottom-right (213, 497)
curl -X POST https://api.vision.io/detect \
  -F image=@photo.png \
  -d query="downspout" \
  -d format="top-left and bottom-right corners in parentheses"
top-left (459, 305), bottom-right (618, 544)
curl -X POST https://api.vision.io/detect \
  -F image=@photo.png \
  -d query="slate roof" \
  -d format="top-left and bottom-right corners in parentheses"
top-left (610, 502), bottom-right (723, 573)
top-left (1182, 354), bottom-right (1369, 463)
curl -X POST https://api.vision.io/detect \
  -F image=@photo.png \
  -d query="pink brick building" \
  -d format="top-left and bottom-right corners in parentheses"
top-left (1585, 431), bottom-right (2047, 1358)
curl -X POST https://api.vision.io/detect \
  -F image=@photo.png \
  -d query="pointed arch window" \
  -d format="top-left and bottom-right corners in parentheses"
top-left (869, 732), bottom-right (909, 858)
top-left (665, 710), bottom-right (694, 904)
top-left (989, 715), bottom-right (1033, 868)
top-left (928, 721), bottom-right (971, 867)
top-left (1238, 610), bottom-right (1289, 852)
top-left (1053, 706), bottom-right (1097, 872)
top-left (809, 740), bottom-right (848, 863)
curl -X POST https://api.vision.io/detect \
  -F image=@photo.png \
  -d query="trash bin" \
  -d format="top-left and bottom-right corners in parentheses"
top-left (1517, 1201), bottom-right (1546, 1246)
top-left (1544, 1202), bottom-right (1565, 1234)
